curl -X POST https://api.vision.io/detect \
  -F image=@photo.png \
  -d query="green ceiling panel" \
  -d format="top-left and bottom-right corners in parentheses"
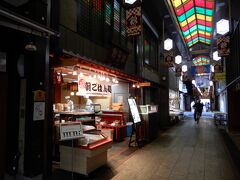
top-left (169, 0), bottom-right (215, 47)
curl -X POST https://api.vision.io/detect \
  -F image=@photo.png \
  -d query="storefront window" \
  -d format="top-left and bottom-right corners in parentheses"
top-left (105, 1), bottom-right (112, 25)
top-left (143, 26), bottom-right (158, 68)
top-left (114, 0), bottom-right (120, 32)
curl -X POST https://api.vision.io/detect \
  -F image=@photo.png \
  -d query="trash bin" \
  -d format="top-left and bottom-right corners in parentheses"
top-left (126, 122), bottom-right (133, 137)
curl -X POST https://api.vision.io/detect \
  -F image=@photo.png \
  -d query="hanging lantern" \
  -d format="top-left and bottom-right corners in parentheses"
top-left (209, 81), bottom-right (213, 86)
top-left (182, 65), bottom-right (188, 72)
top-left (213, 51), bottom-right (221, 61)
top-left (175, 55), bottom-right (182, 64)
top-left (124, 0), bottom-right (137, 4)
top-left (216, 19), bottom-right (229, 35)
top-left (164, 38), bottom-right (173, 51)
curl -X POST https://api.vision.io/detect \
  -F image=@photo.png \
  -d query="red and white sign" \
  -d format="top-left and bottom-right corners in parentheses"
top-left (78, 75), bottom-right (112, 97)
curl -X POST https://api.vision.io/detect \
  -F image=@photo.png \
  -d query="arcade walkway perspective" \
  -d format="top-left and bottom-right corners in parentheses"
top-left (53, 115), bottom-right (240, 180)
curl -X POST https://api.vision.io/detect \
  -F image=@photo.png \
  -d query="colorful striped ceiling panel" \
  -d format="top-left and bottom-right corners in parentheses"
top-left (168, 0), bottom-right (214, 47)
top-left (193, 56), bottom-right (210, 65)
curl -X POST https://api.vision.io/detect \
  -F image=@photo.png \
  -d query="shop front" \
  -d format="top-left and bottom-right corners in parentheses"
top-left (51, 55), bottom-right (147, 175)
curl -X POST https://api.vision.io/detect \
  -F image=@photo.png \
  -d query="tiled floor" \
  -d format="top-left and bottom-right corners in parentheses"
top-left (53, 116), bottom-right (240, 180)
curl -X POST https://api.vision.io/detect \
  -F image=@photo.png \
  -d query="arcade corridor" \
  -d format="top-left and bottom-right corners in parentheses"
top-left (52, 115), bottom-right (240, 180)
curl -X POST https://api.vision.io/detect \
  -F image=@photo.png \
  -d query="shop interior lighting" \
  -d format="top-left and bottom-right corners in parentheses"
top-left (213, 51), bottom-right (221, 61)
top-left (216, 19), bottom-right (229, 35)
top-left (137, 84), bottom-right (140, 88)
top-left (70, 92), bottom-right (75, 96)
top-left (175, 55), bottom-right (182, 64)
top-left (164, 38), bottom-right (173, 51)
top-left (132, 84), bottom-right (136, 88)
top-left (73, 71), bottom-right (77, 75)
top-left (106, 77), bottom-right (110, 82)
top-left (182, 65), bottom-right (188, 72)
top-left (193, 56), bottom-right (210, 65)
top-left (168, 0), bottom-right (214, 47)
top-left (76, 91), bottom-right (81, 96)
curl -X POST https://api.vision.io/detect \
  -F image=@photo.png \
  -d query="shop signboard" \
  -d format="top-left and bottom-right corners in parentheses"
top-left (126, 6), bottom-right (142, 36)
top-left (191, 65), bottom-right (210, 75)
top-left (214, 73), bottom-right (226, 81)
top-left (217, 36), bottom-right (230, 56)
top-left (128, 98), bottom-right (141, 123)
top-left (60, 122), bottom-right (83, 141)
top-left (78, 75), bottom-right (112, 97)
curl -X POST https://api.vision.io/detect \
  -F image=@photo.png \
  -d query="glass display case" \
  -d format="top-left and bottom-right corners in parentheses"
top-left (138, 105), bottom-right (158, 114)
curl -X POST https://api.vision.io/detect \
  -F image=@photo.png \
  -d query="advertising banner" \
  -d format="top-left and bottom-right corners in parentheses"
top-left (191, 65), bottom-right (210, 75)
top-left (78, 75), bottom-right (112, 97)
top-left (126, 6), bottom-right (141, 36)
top-left (217, 36), bottom-right (230, 56)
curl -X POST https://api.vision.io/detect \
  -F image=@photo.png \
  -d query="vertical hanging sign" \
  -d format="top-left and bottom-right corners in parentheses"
top-left (217, 36), bottom-right (230, 56)
top-left (164, 51), bottom-right (174, 67)
top-left (126, 6), bottom-right (142, 36)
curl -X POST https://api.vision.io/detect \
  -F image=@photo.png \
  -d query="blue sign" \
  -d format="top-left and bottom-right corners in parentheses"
top-left (191, 65), bottom-right (210, 75)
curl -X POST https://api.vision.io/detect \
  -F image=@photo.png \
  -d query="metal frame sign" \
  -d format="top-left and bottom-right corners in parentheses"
top-left (60, 122), bottom-right (83, 141)
top-left (128, 98), bottom-right (141, 123)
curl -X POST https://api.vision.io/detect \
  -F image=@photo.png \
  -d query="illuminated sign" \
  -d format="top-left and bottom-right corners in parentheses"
top-left (78, 75), bottom-right (112, 97)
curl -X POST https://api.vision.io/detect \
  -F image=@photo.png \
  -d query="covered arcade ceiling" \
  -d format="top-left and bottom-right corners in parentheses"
top-left (167, 0), bottom-right (214, 48)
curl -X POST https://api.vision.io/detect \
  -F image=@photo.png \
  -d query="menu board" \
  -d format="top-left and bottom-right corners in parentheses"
top-left (128, 98), bottom-right (141, 123)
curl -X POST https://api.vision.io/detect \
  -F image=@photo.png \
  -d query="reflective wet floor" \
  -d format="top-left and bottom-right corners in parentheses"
top-left (53, 115), bottom-right (240, 180)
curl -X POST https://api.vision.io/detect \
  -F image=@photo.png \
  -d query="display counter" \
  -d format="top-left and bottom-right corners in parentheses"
top-left (138, 105), bottom-right (159, 141)
top-left (98, 110), bottom-right (126, 141)
top-left (59, 131), bottom-right (112, 175)
top-left (54, 111), bottom-right (95, 126)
